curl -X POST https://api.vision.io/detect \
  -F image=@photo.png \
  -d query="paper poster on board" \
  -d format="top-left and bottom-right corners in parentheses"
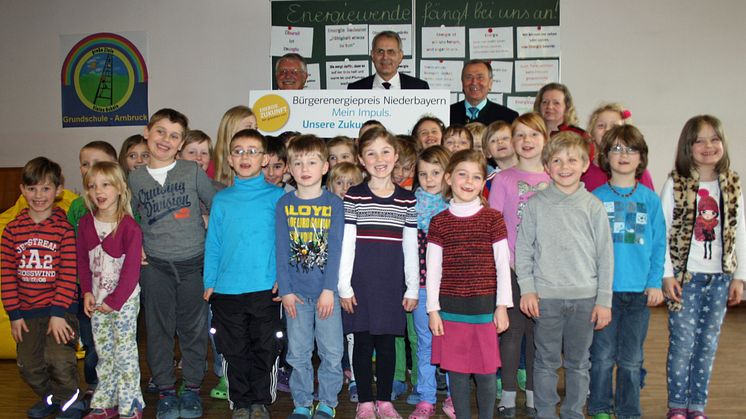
top-left (469, 27), bottom-right (513, 59)
top-left (490, 61), bottom-right (513, 94)
top-left (419, 60), bottom-right (463, 91)
top-left (421, 26), bottom-right (466, 58)
top-left (326, 24), bottom-right (369, 56)
top-left (506, 96), bottom-right (536, 115)
top-left (271, 26), bottom-right (313, 57)
top-left (398, 59), bottom-right (414, 76)
top-left (514, 59), bottom-right (559, 92)
top-left (516, 26), bottom-right (560, 58)
top-left (304, 63), bottom-right (320, 90)
top-left (369, 24), bottom-right (413, 56)
top-left (326, 60), bottom-right (370, 89)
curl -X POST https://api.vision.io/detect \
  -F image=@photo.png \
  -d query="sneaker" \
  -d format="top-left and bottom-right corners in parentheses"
top-left (441, 397), bottom-right (455, 419)
top-left (28, 399), bottom-right (60, 418)
top-left (517, 368), bottom-right (527, 391)
top-left (688, 411), bottom-right (707, 419)
top-left (391, 380), bottom-right (408, 400)
top-left (591, 414), bottom-right (611, 419)
top-left (667, 408), bottom-right (688, 419)
top-left (82, 388), bottom-right (96, 410)
top-left (355, 402), bottom-right (376, 419)
top-left (408, 401), bottom-right (435, 419)
top-left (277, 368), bottom-right (291, 393)
top-left (232, 407), bottom-right (251, 419)
top-left (375, 401), bottom-right (402, 419)
top-left (289, 406), bottom-right (313, 419)
top-left (56, 400), bottom-right (86, 419)
top-left (525, 406), bottom-right (537, 417)
top-left (119, 409), bottom-right (144, 419)
top-left (83, 407), bottom-right (119, 419)
top-left (313, 403), bottom-right (335, 419)
top-left (156, 395), bottom-right (179, 419)
top-left (210, 376), bottom-right (229, 400)
top-left (179, 391), bottom-right (203, 419)
top-left (497, 406), bottom-right (516, 418)
top-left (348, 381), bottom-right (358, 403)
top-left (250, 404), bottom-right (270, 419)
top-left (496, 377), bottom-right (503, 399)
top-left (405, 390), bottom-right (420, 405)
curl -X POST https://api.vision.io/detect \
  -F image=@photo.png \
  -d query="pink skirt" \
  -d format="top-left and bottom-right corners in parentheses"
top-left (431, 320), bottom-right (501, 374)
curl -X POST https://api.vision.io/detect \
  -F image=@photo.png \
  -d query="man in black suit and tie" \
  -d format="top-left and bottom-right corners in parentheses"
top-left (450, 59), bottom-right (518, 125)
top-left (347, 31), bottom-right (429, 90)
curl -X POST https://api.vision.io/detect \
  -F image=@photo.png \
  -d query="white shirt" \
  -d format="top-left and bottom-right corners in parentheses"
top-left (146, 161), bottom-right (177, 186)
top-left (372, 72), bottom-right (401, 90)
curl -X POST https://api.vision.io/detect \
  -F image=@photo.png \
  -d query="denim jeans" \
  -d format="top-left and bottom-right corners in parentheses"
top-left (412, 287), bottom-right (437, 403)
top-left (78, 307), bottom-right (98, 387)
top-left (667, 272), bottom-right (730, 413)
top-left (533, 298), bottom-right (595, 419)
top-left (588, 292), bottom-right (649, 419)
top-left (286, 294), bottom-right (344, 408)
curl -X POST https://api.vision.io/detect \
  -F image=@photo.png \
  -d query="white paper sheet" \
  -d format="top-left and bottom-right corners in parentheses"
top-left (271, 26), bottom-right (313, 57)
top-left (421, 26), bottom-right (466, 58)
top-left (469, 27), bottom-right (513, 59)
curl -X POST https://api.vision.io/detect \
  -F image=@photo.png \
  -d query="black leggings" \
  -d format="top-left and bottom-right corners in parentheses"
top-left (352, 331), bottom-right (396, 402)
top-left (500, 271), bottom-right (535, 391)
top-left (449, 371), bottom-right (496, 419)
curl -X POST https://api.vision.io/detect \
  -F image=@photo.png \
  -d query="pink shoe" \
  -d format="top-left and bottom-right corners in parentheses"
top-left (442, 397), bottom-right (456, 419)
top-left (376, 401), bottom-right (402, 419)
top-left (666, 408), bottom-right (687, 419)
top-left (356, 401), bottom-right (376, 419)
top-left (408, 401), bottom-right (435, 419)
top-left (83, 407), bottom-right (119, 419)
top-left (688, 411), bottom-right (707, 419)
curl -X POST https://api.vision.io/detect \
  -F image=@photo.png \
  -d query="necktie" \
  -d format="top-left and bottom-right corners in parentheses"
top-left (382, 82), bottom-right (391, 90)
top-left (468, 106), bottom-right (479, 120)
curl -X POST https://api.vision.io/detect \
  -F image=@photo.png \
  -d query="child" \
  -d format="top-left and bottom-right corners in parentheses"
top-left (77, 161), bottom-right (144, 419)
top-left (515, 131), bottom-right (613, 419)
top-left (392, 137), bottom-right (417, 190)
top-left (426, 149), bottom-right (512, 419)
top-left (358, 120), bottom-right (384, 139)
top-left (483, 121), bottom-right (518, 176)
top-left (581, 104), bottom-right (655, 191)
top-left (119, 134), bottom-right (149, 175)
top-left (66, 140), bottom-right (118, 404)
top-left (338, 127), bottom-right (419, 419)
top-left (212, 105), bottom-right (257, 185)
top-left (1, 157), bottom-right (83, 419)
top-left (275, 134), bottom-right (345, 419)
top-left (465, 121), bottom-right (487, 154)
top-left (180, 130), bottom-right (212, 172)
top-left (327, 136), bottom-right (357, 168)
top-left (204, 128), bottom-right (284, 419)
top-left (412, 116), bottom-right (445, 150)
top-left (326, 162), bottom-right (363, 200)
top-left (263, 137), bottom-right (294, 191)
top-left (661, 115), bottom-right (745, 419)
top-left (442, 125), bottom-right (473, 153)
top-left (128, 108), bottom-right (216, 419)
top-left (587, 125), bottom-right (666, 419)
top-left (409, 145), bottom-right (451, 419)
top-left (489, 112), bottom-right (552, 417)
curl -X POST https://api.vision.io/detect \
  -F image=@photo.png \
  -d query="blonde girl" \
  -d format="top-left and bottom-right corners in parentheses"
top-left (327, 162), bottom-right (363, 200)
top-left (77, 161), bottom-right (144, 419)
top-left (212, 105), bottom-right (257, 185)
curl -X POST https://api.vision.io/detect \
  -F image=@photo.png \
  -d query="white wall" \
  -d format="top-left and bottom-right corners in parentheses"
top-left (1, 0), bottom-right (744, 193)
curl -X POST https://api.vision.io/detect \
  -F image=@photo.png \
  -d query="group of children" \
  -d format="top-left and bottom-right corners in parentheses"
top-left (1, 97), bottom-right (743, 419)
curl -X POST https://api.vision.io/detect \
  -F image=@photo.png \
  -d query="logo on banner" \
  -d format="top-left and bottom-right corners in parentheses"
top-left (253, 94), bottom-right (290, 132)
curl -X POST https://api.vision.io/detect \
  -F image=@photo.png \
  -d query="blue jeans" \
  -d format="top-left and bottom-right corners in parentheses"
top-left (588, 292), bottom-right (649, 419)
top-left (533, 298), bottom-right (595, 419)
top-left (413, 287), bottom-right (437, 404)
top-left (286, 294), bottom-right (344, 408)
top-left (78, 308), bottom-right (98, 388)
top-left (667, 272), bottom-right (730, 413)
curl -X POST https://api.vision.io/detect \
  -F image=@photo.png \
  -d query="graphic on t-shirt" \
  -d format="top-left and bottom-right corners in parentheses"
top-left (694, 189), bottom-right (719, 260)
top-left (285, 204), bottom-right (332, 273)
top-left (516, 180), bottom-right (548, 229)
top-left (603, 200), bottom-right (648, 245)
top-left (137, 182), bottom-right (192, 225)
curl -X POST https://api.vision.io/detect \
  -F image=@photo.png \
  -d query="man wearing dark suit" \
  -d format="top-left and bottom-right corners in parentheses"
top-left (347, 31), bottom-right (429, 90)
top-left (450, 59), bottom-right (518, 125)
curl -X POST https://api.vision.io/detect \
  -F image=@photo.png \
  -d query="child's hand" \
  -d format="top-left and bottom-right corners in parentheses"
top-left (520, 293), bottom-right (540, 318)
top-left (645, 288), bottom-right (664, 306)
top-left (317, 290), bottom-right (335, 320)
top-left (10, 318), bottom-right (29, 343)
top-left (141, 248), bottom-right (149, 265)
top-left (591, 305), bottom-right (611, 330)
top-left (728, 279), bottom-right (744, 306)
top-left (203, 288), bottom-right (214, 301)
top-left (83, 292), bottom-right (97, 318)
top-left (97, 302), bottom-right (113, 314)
top-left (494, 305), bottom-right (509, 333)
top-left (282, 293), bottom-right (302, 319)
top-left (662, 276), bottom-right (681, 303)
top-left (340, 295), bottom-right (357, 314)
top-left (429, 311), bottom-right (444, 336)
top-left (47, 316), bottom-right (74, 344)
top-left (402, 298), bottom-right (418, 312)
top-left (271, 282), bottom-right (282, 302)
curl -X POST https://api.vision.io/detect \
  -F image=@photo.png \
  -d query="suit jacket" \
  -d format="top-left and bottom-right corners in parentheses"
top-left (449, 100), bottom-right (518, 126)
top-left (347, 72), bottom-right (430, 90)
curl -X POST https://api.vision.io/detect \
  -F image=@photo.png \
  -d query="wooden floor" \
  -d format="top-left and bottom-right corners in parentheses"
top-left (1, 306), bottom-right (745, 418)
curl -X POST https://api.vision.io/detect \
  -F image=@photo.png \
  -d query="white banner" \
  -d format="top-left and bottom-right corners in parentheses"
top-left (249, 90), bottom-right (450, 137)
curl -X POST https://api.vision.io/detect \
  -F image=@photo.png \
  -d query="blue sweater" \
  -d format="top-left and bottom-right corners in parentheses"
top-left (593, 183), bottom-right (666, 292)
top-left (204, 174), bottom-right (284, 294)
top-left (275, 190), bottom-right (344, 298)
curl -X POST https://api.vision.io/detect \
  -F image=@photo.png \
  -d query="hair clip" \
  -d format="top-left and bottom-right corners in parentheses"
top-left (621, 109), bottom-right (632, 120)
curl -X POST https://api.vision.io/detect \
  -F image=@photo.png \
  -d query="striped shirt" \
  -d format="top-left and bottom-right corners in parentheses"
top-left (1, 207), bottom-right (78, 320)
top-left (344, 183), bottom-right (417, 240)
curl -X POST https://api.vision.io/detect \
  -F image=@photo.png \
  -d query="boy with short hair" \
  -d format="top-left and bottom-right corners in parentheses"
top-left (204, 129), bottom-right (285, 419)
top-left (263, 137), bottom-right (293, 191)
top-left (129, 108), bottom-right (216, 419)
top-left (275, 135), bottom-right (344, 419)
top-left (1, 157), bottom-right (84, 419)
top-left (515, 132), bottom-right (614, 419)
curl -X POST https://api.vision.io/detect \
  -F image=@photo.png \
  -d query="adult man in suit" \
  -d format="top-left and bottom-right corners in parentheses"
top-left (348, 31), bottom-right (429, 90)
top-left (275, 53), bottom-right (308, 90)
top-left (450, 59), bottom-right (518, 125)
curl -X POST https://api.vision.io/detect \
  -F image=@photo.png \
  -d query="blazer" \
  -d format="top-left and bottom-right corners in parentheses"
top-left (347, 72), bottom-right (430, 89)
top-left (449, 100), bottom-right (518, 126)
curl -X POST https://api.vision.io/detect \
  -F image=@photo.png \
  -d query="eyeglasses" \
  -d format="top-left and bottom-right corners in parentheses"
top-left (277, 68), bottom-right (305, 76)
top-left (609, 144), bottom-right (639, 155)
top-left (372, 48), bottom-right (400, 57)
top-left (230, 148), bottom-right (264, 157)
